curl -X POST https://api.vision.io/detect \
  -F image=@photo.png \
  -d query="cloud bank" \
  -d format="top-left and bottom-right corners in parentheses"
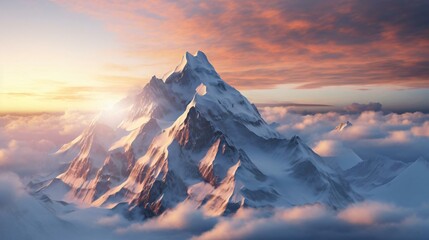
top-left (194, 202), bottom-right (429, 240)
top-left (259, 105), bottom-right (429, 162)
top-left (0, 108), bottom-right (428, 239)
top-left (0, 112), bottom-right (94, 177)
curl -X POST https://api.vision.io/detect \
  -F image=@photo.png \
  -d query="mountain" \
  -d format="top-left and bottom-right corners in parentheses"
top-left (39, 51), bottom-right (359, 218)
top-left (367, 157), bottom-right (429, 207)
top-left (334, 121), bottom-right (352, 132)
top-left (324, 148), bottom-right (363, 171)
top-left (344, 155), bottom-right (408, 192)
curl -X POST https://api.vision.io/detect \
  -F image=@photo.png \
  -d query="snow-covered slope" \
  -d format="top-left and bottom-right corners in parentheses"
top-left (324, 149), bottom-right (362, 171)
top-left (344, 155), bottom-right (408, 192)
top-left (40, 51), bottom-right (359, 217)
top-left (368, 157), bottom-right (429, 207)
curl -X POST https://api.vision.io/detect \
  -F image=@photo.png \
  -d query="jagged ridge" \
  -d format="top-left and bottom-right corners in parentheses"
top-left (41, 51), bottom-right (359, 217)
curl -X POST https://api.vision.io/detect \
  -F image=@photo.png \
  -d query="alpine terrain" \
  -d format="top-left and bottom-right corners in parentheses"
top-left (38, 51), bottom-right (361, 218)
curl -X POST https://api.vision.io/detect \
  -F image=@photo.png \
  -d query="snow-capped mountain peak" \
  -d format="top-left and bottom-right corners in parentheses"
top-left (334, 121), bottom-right (352, 132)
top-left (165, 50), bottom-right (216, 81)
top-left (182, 51), bottom-right (213, 70)
top-left (39, 51), bottom-right (359, 218)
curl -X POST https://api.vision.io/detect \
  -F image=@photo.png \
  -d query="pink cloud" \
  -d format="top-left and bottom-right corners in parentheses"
top-left (338, 201), bottom-right (403, 225)
top-left (117, 202), bottom-right (217, 234)
top-left (411, 121), bottom-right (429, 137)
top-left (259, 107), bottom-right (429, 161)
top-left (277, 204), bottom-right (328, 222)
top-left (195, 201), bottom-right (424, 240)
top-left (0, 112), bottom-right (93, 176)
top-left (52, 0), bottom-right (429, 89)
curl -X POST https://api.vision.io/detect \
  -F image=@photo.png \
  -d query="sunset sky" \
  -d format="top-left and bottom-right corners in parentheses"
top-left (1, 0), bottom-right (428, 113)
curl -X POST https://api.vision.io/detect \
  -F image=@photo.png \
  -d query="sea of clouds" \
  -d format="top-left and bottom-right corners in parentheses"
top-left (259, 103), bottom-right (429, 162)
top-left (1, 104), bottom-right (429, 239)
top-left (0, 111), bottom-right (95, 178)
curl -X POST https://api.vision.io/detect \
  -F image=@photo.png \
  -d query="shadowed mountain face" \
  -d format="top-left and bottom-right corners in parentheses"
top-left (40, 51), bottom-right (359, 217)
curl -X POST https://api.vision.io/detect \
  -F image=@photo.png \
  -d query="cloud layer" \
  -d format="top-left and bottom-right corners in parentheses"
top-left (194, 202), bottom-right (429, 240)
top-left (0, 112), bottom-right (94, 177)
top-left (259, 105), bottom-right (429, 162)
top-left (0, 108), bottom-right (428, 239)
top-left (53, 0), bottom-right (429, 90)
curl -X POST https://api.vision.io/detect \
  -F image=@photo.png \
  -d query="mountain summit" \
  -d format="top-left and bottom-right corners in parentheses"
top-left (40, 51), bottom-right (359, 218)
top-left (167, 51), bottom-right (215, 77)
top-left (334, 121), bottom-right (352, 132)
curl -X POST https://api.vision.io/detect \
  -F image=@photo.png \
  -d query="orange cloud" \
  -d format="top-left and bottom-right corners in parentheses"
top-left (338, 201), bottom-right (400, 225)
top-left (51, 0), bottom-right (429, 90)
top-left (278, 204), bottom-right (327, 222)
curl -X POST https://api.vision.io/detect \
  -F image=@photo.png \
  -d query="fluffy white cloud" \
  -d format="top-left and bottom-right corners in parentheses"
top-left (117, 202), bottom-right (217, 238)
top-left (0, 172), bottom-right (24, 207)
top-left (0, 111), bottom-right (94, 177)
top-left (194, 202), bottom-right (429, 240)
top-left (259, 107), bottom-right (429, 162)
top-left (0, 172), bottom-right (76, 240)
top-left (337, 201), bottom-right (407, 225)
top-left (412, 121), bottom-right (429, 137)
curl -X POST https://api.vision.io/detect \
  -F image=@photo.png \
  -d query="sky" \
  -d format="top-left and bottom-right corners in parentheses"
top-left (1, 0), bottom-right (429, 113)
